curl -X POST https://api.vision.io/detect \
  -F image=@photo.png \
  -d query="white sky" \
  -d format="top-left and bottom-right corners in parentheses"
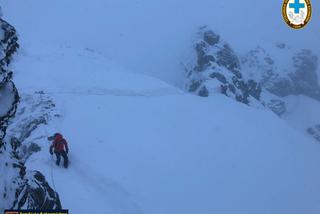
top-left (1, 0), bottom-right (319, 85)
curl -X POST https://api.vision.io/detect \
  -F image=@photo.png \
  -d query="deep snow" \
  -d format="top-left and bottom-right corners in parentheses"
top-left (1, 0), bottom-right (320, 213)
top-left (6, 43), bottom-right (320, 214)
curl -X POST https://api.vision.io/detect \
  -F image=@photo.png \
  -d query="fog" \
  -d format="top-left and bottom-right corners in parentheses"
top-left (1, 0), bottom-right (319, 85)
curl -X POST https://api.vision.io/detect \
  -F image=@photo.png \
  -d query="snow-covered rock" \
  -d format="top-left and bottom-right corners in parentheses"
top-left (0, 18), bottom-right (61, 212)
top-left (185, 27), bottom-right (261, 104)
top-left (242, 45), bottom-right (320, 142)
top-left (0, 81), bottom-right (18, 140)
top-left (0, 18), bottom-right (19, 142)
top-left (6, 92), bottom-right (58, 160)
top-left (11, 171), bottom-right (61, 210)
top-left (307, 125), bottom-right (320, 142)
top-left (266, 99), bottom-right (287, 116)
top-left (242, 45), bottom-right (319, 100)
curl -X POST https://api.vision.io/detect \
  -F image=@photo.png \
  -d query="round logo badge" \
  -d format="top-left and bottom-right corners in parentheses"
top-left (282, 0), bottom-right (312, 29)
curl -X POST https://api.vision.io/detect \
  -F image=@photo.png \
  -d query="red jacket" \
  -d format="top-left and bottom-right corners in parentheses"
top-left (50, 134), bottom-right (69, 153)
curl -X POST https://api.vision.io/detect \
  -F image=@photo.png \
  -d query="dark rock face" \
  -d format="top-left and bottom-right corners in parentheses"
top-left (203, 30), bottom-right (220, 46)
top-left (0, 18), bottom-right (20, 146)
top-left (0, 81), bottom-right (19, 142)
top-left (0, 19), bottom-right (19, 68)
top-left (290, 50), bottom-right (319, 99)
top-left (185, 27), bottom-right (261, 104)
top-left (307, 125), bottom-right (320, 142)
top-left (0, 18), bottom-right (61, 211)
top-left (216, 44), bottom-right (242, 78)
top-left (267, 99), bottom-right (287, 116)
top-left (267, 78), bottom-right (293, 97)
top-left (12, 171), bottom-right (61, 210)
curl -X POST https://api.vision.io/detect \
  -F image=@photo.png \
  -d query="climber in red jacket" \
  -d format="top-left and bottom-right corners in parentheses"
top-left (49, 133), bottom-right (69, 168)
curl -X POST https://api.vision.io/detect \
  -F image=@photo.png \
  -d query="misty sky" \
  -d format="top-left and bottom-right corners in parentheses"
top-left (1, 0), bottom-right (319, 85)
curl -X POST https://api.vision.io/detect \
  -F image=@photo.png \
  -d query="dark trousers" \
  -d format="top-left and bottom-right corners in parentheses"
top-left (55, 151), bottom-right (68, 168)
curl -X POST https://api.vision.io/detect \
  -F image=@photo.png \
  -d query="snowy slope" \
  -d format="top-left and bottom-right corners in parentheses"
top-left (283, 95), bottom-right (320, 131)
top-left (2, 1), bottom-right (320, 213)
top-left (12, 44), bottom-right (181, 97)
top-left (6, 43), bottom-right (320, 214)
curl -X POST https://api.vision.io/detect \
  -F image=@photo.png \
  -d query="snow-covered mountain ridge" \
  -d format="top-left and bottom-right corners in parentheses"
top-left (242, 45), bottom-right (319, 100)
top-left (241, 43), bottom-right (320, 142)
top-left (2, 27), bottom-right (319, 214)
top-left (185, 27), bottom-right (262, 104)
top-left (0, 1), bottom-right (320, 214)
top-left (185, 27), bottom-right (320, 143)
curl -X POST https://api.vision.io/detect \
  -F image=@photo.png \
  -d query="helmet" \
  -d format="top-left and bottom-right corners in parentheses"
top-left (54, 133), bottom-right (63, 141)
top-left (54, 133), bottom-right (62, 137)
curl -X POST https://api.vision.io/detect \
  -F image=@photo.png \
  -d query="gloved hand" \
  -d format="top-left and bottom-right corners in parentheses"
top-left (66, 149), bottom-right (69, 154)
top-left (50, 150), bottom-right (53, 155)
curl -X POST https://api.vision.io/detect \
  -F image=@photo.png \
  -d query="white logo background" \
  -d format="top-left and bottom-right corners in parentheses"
top-left (286, 0), bottom-right (309, 25)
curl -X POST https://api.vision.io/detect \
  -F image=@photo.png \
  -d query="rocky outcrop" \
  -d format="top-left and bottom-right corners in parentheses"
top-left (0, 81), bottom-right (19, 142)
top-left (185, 26), bottom-right (261, 104)
top-left (0, 19), bottom-right (20, 145)
top-left (7, 92), bottom-right (58, 160)
top-left (12, 171), bottom-right (61, 209)
top-left (1, 146), bottom-right (61, 210)
top-left (289, 50), bottom-right (319, 99)
top-left (0, 18), bottom-right (61, 211)
top-left (307, 125), bottom-right (320, 142)
top-left (185, 28), bottom-right (320, 144)
top-left (242, 45), bottom-right (320, 141)
top-left (266, 99), bottom-right (287, 116)
top-left (242, 46), bottom-right (320, 101)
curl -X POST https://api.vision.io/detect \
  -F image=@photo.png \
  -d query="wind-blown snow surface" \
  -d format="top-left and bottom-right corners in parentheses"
top-left (8, 44), bottom-right (320, 214)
